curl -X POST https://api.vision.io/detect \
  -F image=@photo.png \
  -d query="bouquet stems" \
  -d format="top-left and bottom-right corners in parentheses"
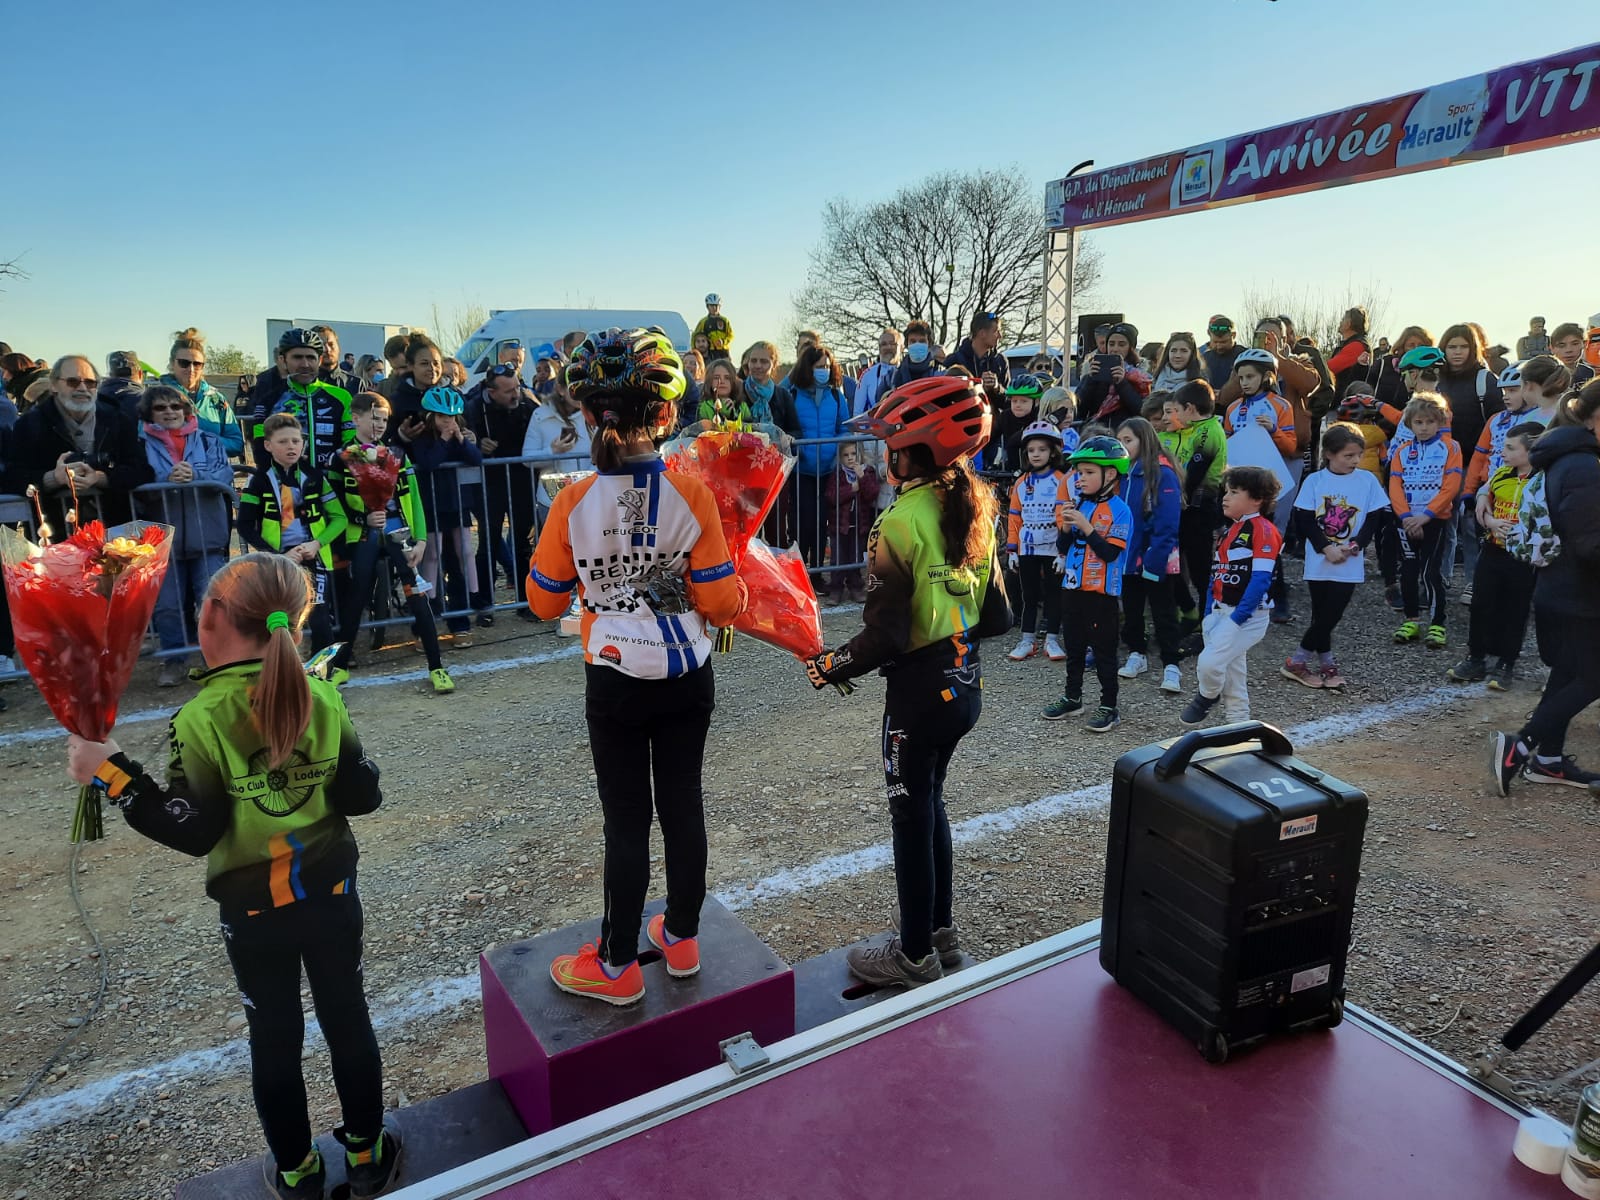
top-left (71, 785), bottom-right (104, 844)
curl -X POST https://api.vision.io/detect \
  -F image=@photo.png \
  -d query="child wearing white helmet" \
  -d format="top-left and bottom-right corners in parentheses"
top-left (694, 294), bottom-right (734, 361)
top-left (1006, 420), bottom-right (1069, 662)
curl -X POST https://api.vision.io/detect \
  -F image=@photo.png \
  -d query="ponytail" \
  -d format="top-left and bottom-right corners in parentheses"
top-left (204, 553), bottom-right (313, 769)
top-left (901, 449), bottom-right (998, 569)
top-left (582, 391), bottom-right (676, 472)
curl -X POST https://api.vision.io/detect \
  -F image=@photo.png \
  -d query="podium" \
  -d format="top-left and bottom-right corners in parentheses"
top-left (480, 897), bottom-right (795, 1135)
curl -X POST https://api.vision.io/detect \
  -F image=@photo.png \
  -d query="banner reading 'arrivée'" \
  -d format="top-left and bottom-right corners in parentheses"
top-left (1047, 43), bottom-right (1600, 231)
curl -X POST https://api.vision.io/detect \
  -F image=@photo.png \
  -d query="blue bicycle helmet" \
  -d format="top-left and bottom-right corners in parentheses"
top-left (421, 385), bottom-right (465, 416)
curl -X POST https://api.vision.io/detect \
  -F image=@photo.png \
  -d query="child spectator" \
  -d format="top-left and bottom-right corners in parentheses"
top-left (1449, 421), bottom-right (1544, 690)
top-left (66, 554), bottom-right (399, 1200)
top-left (1006, 421), bottom-right (1068, 662)
top-left (1335, 380), bottom-right (1405, 610)
top-left (1223, 348), bottom-right (1297, 457)
top-left (1114, 417), bottom-right (1184, 694)
top-left (136, 384), bottom-right (236, 687)
top-left (695, 359), bottom-right (750, 425)
top-left (1389, 393), bottom-right (1462, 648)
top-left (330, 393), bottom-right (455, 694)
top-left (407, 386), bottom-right (484, 644)
top-left (1460, 360), bottom-right (1552, 609)
top-left (989, 375), bottom-right (1042, 470)
top-left (1161, 380), bottom-right (1227, 631)
top-left (823, 440), bottom-right (880, 603)
top-left (1038, 386), bottom-right (1080, 452)
top-left (1508, 355), bottom-right (1573, 429)
top-left (1181, 466), bottom-right (1282, 726)
top-left (1150, 332), bottom-right (1204, 395)
top-left (238, 413), bottom-right (347, 654)
top-left (1042, 437), bottom-right (1132, 733)
top-left (1284, 424), bottom-right (1390, 689)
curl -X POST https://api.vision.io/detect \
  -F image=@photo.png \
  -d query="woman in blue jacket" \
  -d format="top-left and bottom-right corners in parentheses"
top-left (162, 331), bottom-right (244, 458)
top-left (779, 343), bottom-right (851, 572)
top-left (137, 384), bottom-right (237, 686)
top-left (1113, 417), bottom-right (1185, 694)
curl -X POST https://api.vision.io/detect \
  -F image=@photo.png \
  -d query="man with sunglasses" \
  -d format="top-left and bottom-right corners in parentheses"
top-left (946, 311), bottom-right (1011, 403)
top-left (3, 354), bottom-right (152, 536)
top-left (465, 364), bottom-right (540, 613)
top-left (1200, 315), bottom-right (1243, 387)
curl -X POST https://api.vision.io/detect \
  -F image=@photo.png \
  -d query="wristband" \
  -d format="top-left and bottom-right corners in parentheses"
top-left (90, 758), bottom-right (135, 800)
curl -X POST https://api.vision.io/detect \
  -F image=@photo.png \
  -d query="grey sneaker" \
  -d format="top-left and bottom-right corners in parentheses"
top-left (156, 658), bottom-right (189, 688)
top-left (845, 935), bottom-right (944, 988)
top-left (889, 904), bottom-right (961, 967)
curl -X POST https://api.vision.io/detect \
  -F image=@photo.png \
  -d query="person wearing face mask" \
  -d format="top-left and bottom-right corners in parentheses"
top-left (3, 354), bottom-right (153, 536)
top-left (889, 320), bottom-right (945, 389)
top-left (253, 329), bottom-right (357, 470)
top-left (778, 342), bottom-right (852, 571)
top-left (161, 333), bottom-right (244, 457)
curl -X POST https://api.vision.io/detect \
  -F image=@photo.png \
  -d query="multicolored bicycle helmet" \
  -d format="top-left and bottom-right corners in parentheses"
top-left (421, 385), bottom-right (465, 416)
top-left (1018, 419), bottom-right (1063, 446)
top-left (1005, 373), bottom-right (1045, 399)
top-left (278, 327), bottom-right (325, 354)
top-left (848, 375), bottom-right (991, 473)
top-left (1497, 361), bottom-right (1524, 389)
top-left (564, 326), bottom-right (686, 405)
top-left (1398, 345), bottom-right (1446, 372)
top-left (1067, 435), bottom-right (1130, 476)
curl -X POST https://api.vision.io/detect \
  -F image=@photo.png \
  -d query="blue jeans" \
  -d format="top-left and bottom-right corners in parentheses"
top-left (153, 552), bottom-right (227, 652)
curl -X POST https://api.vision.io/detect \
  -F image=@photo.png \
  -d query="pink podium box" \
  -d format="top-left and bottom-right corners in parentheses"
top-left (480, 897), bottom-right (794, 1135)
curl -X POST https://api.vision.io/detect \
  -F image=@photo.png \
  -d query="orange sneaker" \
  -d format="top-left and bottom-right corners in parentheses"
top-left (549, 941), bottom-right (645, 1006)
top-left (646, 913), bottom-right (701, 978)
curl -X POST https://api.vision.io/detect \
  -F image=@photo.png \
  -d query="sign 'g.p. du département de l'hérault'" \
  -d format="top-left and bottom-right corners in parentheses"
top-left (1047, 43), bottom-right (1600, 231)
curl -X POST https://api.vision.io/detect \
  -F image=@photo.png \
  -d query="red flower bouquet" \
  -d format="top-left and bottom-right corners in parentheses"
top-left (664, 426), bottom-right (793, 569)
top-left (731, 538), bottom-right (824, 659)
top-left (342, 443), bottom-right (401, 512)
top-left (0, 517), bottom-right (174, 840)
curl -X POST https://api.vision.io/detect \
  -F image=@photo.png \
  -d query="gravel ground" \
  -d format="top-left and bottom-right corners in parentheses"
top-left (0, 555), bottom-right (1596, 1198)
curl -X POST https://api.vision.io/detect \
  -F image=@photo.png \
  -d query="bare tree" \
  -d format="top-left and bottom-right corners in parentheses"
top-left (429, 301), bottom-right (490, 352)
top-left (1238, 278), bottom-right (1391, 352)
top-left (0, 255), bottom-right (29, 291)
top-left (793, 168), bottom-right (1102, 355)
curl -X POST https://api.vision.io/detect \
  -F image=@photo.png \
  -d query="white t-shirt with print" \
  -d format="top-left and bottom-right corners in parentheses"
top-left (1294, 467), bottom-right (1390, 583)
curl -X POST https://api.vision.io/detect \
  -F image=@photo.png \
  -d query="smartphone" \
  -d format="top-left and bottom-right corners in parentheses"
top-left (1252, 332), bottom-right (1272, 350)
top-left (1093, 354), bottom-right (1119, 381)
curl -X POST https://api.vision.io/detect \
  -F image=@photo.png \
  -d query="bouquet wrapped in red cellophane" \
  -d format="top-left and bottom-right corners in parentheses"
top-left (341, 443), bottom-right (401, 512)
top-left (731, 538), bottom-right (825, 659)
top-left (0, 513), bottom-right (174, 840)
top-left (663, 421), bottom-right (794, 569)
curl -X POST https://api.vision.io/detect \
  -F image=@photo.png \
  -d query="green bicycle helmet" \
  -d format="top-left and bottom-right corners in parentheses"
top-left (1067, 435), bottom-right (1130, 476)
top-left (565, 326), bottom-right (686, 405)
top-left (1005, 373), bottom-right (1044, 398)
top-left (1398, 345), bottom-right (1446, 372)
top-left (421, 385), bottom-right (465, 416)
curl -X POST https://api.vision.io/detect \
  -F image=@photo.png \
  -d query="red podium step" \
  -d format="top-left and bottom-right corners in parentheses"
top-left (480, 897), bottom-right (794, 1135)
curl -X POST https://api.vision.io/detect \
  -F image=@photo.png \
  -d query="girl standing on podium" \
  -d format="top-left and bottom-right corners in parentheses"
top-left (803, 375), bottom-right (1012, 988)
top-left (527, 327), bottom-right (747, 1006)
top-left (64, 553), bottom-right (399, 1200)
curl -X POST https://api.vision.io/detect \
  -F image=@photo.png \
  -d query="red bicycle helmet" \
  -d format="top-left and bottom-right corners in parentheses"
top-left (849, 375), bottom-right (992, 470)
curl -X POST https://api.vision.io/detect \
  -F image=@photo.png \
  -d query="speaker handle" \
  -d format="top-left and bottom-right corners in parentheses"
top-left (1153, 721), bottom-right (1294, 780)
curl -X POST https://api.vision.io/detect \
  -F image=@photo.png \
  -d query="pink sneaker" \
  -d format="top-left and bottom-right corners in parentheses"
top-left (1319, 662), bottom-right (1347, 689)
top-left (1280, 658), bottom-right (1323, 689)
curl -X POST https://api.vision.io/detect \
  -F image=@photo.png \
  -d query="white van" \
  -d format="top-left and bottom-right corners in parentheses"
top-left (455, 309), bottom-right (693, 385)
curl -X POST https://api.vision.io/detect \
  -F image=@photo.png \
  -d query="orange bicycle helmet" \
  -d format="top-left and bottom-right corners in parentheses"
top-left (848, 375), bottom-right (991, 471)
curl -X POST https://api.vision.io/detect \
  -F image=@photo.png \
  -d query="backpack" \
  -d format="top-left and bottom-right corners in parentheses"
top-left (1506, 469), bottom-right (1557, 567)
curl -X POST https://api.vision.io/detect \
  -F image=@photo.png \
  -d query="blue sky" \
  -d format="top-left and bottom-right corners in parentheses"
top-left (4, 0), bottom-right (1597, 368)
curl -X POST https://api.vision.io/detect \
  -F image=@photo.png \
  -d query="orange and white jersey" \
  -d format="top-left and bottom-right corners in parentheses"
top-left (527, 458), bottom-right (744, 679)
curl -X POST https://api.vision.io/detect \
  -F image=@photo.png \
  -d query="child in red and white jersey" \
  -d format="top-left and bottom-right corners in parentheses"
top-left (1181, 466), bottom-right (1282, 727)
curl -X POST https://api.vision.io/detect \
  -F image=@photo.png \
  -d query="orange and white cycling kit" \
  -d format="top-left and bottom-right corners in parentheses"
top-left (527, 458), bottom-right (745, 679)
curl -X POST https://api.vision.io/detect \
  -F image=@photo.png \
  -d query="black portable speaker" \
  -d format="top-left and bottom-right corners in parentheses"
top-left (1101, 722), bottom-right (1367, 1063)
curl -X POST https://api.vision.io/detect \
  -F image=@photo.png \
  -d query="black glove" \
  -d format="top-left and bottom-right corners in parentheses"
top-left (804, 651), bottom-right (841, 690)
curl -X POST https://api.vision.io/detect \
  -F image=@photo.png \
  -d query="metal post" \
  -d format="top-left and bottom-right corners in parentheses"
top-left (1041, 228), bottom-right (1076, 377)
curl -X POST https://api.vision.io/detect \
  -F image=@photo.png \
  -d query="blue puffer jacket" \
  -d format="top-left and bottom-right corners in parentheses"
top-left (137, 424), bottom-right (236, 557)
top-left (1121, 457), bottom-right (1182, 576)
top-left (789, 385), bottom-right (849, 476)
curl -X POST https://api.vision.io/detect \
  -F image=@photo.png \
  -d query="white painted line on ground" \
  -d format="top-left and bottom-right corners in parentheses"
top-left (0, 644), bottom-right (586, 749)
top-left (0, 681), bottom-right (1465, 1141)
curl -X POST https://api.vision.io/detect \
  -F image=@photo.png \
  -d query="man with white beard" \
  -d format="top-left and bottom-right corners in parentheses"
top-left (2, 354), bottom-right (152, 533)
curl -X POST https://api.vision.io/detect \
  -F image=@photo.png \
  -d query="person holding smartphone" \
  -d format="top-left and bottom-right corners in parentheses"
top-left (1079, 322), bottom-right (1151, 429)
top-left (521, 370), bottom-right (592, 525)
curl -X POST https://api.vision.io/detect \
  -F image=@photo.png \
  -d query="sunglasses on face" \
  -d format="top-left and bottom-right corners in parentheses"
top-left (174, 358), bottom-right (206, 369)
top-left (1208, 324), bottom-right (1233, 334)
top-left (150, 403), bottom-right (186, 413)
top-left (61, 378), bottom-right (96, 389)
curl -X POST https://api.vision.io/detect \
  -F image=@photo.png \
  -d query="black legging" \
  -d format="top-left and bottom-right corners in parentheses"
top-left (1120, 572), bottom-right (1181, 665)
top-left (337, 531), bottom-right (443, 671)
top-left (1016, 555), bottom-right (1061, 636)
top-left (1061, 589), bottom-right (1120, 706)
top-left (1520, 608), bottom-right (1600, 757)
top-left (585, 662), bottom-right (715, 966)
top-left (1299, 580), bottom-right (1356, 654)
top-left (1174, 499), bottom-right (1221, 614)
top-left (882, 680), bottom-right (981, 961)
top-left (222, 893), bottom-right (383, 1173)
top-left (1467, 543), bottom-right (1534, 664)
top-left (1398, 520), bottom-right (1450, 625)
